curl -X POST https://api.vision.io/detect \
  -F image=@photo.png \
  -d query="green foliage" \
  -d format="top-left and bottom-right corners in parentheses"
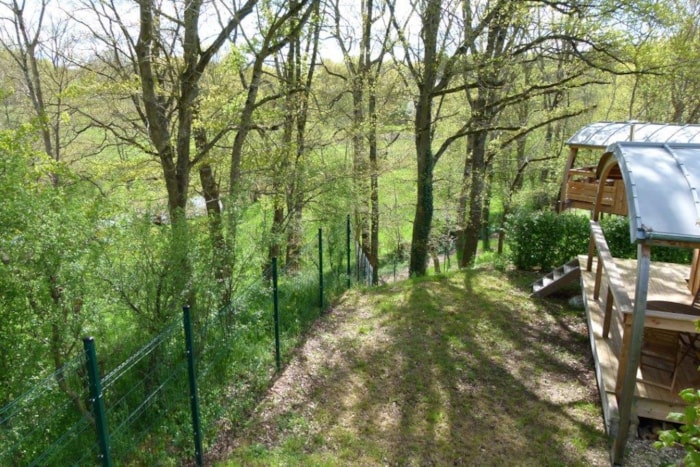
top-left (655, 388), bottom-right (700, 466)
top-left (0, 127), bottom-right (104, 401)
top-left (1, 199), bottom-right (353, 464)
top-left (0, 127), bottom-right (114, 463)
top-left (505, 208), bottom-right (589, 271)
top-left (597, 215), bottom-right (636, 259)
top-left (505, 209), bottom-right (692, 272)
top-left (599, 216), bottom-right (692, 264)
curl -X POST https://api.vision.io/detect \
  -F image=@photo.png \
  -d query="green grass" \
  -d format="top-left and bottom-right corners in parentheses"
top-left (216, 266), bottom-right (609, 466)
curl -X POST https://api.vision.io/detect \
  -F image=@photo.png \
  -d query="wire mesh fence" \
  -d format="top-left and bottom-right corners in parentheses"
top-left (0, 216), bottom-right (368, 465)
top-left (0, 353), bottom-right (94, 466)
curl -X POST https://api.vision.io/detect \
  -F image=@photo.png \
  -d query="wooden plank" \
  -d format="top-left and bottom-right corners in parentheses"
top-left (581, 264), bottom-right (620, 436)
top-left (616, 313), bottom-right (632, 396)
top-left (636, 398), bottom-right (685, 422)
top-left (638, 310), bottom-right (699, 333)
top-left (559, 147), bottom-right (578, 211)
top-left (594, 256), bottom-right (603, 299)
top-left (613, 180), bottom-right (628, 215)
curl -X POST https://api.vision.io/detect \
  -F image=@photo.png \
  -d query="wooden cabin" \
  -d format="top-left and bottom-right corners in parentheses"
top-left (558, 122), bottom-right (700, 215)
top-left (567, 140), bottom-right (700, 464)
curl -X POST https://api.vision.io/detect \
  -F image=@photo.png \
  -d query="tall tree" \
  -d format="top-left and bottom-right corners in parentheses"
top-left (226, 1), bottom-right (316, 274)
top-left (630, 1), bottom-right (700, 123)
top-left (69, 0), bottom-right (315, 304)
top-left (330, 0), bottom-right (390, 283)
top-left (285, 0), bottom-right (320, 269)
top-left (389, 0), bottom-right (444, 276)
top-left (458, 1), bottom-right (625, 266)
top-left (0, 0), bottom-right (101, 414)
top-left (0, 0), bottom-right (81, 186)
top-left (67, 0), bottom-right (261, 307)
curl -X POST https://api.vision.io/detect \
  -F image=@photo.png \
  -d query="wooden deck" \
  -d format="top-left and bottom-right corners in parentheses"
top-left (580, 255), bottom-right (700, 436)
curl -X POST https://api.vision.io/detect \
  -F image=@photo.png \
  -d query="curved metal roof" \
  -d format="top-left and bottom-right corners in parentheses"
top-left (602, 142), bottom-right (700, 244)
top-left (568, 122), bottom-right (700, 148)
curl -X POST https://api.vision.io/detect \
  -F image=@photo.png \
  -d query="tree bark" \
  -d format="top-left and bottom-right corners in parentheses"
top-left (369, 81), bottom-right (380, 284)
top-left (460, 127), bottom-right (487, 267)
top-left (408, 0), bottom-right (441, 277)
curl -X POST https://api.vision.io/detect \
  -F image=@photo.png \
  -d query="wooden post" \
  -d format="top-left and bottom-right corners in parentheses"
top-left (689, 249), bottom-right (700, 295)
top-left (587, 234), bottom-right (597, 272)
top-left (558, 146), bottom-right (578, 213)
top-left (589, 156), bottom-right (617, 271)
top-left (603, 287), bottom-right (614, 339)
top-left (615, 314), bottom-right (633, 397)
top-left (594, 256), bottom-right (603, 299)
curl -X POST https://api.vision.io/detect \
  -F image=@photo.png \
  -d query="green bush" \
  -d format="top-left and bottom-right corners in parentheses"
top-left (506, 209), bottom-right (693, 271)
top-left (599, 216), bottom-right (692, 264)
top-left (505, 209), bottom-right (589, 271)
top-left (598, 215), bottom-right (636, 259)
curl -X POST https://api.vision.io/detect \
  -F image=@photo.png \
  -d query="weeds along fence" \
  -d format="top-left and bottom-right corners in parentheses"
top-left (0, 218), bottom-right (363, 466)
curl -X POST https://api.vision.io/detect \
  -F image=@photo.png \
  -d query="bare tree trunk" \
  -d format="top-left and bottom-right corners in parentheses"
top-left (351, 75), bottom-right (370, 256)
top-left (192, 108), bottom-right (226, 262)
top-left (430, 247), bottom-right (441, 273)
top-left (2, 0), bottom-right (69, 185)
top-left (334, 0), bottom-right (385, 280)
top-left (481, 169), bottom-right (493, 252)
top-left (281, 0), bottom-right (320, 270)
top-left (408, 0), bottom-right (441, 277)
top-left (268, 202), bottom-right (285, 277)
top-left (230, 54), bottom-right (265, 200)
top-left (461, 127), bottom-right (487, 267)
top-left (368, 75), bottom-right (380, 285)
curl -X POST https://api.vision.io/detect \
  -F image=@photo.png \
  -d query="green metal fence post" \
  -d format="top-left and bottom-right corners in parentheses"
top-left (319, 227), bottom-right (324, 311)
top-left (183, 305), bottom-right (203, 466)
top-left (346, 215), bottom-right (351, 288)
top-left (273, 257), bottom-right (281, 372)
top-left (83, 337), bottom-right (112, 467)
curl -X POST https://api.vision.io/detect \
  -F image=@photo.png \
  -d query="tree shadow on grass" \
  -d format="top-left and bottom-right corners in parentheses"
top-left (320, 272), bottom-right (605, 465)
top-left (219, 268), bottom-right (609, 466)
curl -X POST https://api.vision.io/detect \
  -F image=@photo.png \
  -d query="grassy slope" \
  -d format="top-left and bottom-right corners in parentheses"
top-left (214, 267), bottom-right (609, 466)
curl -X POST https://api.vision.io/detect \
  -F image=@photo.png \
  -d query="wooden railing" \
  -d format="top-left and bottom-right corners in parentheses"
top-left (589, 220), bottom-right (634, 339)
top-left (563, 170), bottom-right (627, 215)
top-left (589, 220), bottom-right (700, 398)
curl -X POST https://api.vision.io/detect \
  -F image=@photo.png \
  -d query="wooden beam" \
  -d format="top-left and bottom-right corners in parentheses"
top-left (690, 249), bottom-right (700, 295)
top-left (603, 287), bottom-right (614, 338)
top-left (615, 314), bottom-right (632, 396)
top-left (558, 146), bottom-right (578, 213)
top-left (622, 308), bottom-right (699, 333)
top-left (594, 257), bottom-right (603, 299)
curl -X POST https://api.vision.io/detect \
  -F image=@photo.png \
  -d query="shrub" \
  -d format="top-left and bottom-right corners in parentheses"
top-left (505, 209), bottom-right (589, 271)
top-left (506, 209), bottom-right (693, 271)
top-left (599, 216), bottom-right (692, 264)
top-left (654, 388), bottom-right (700, 465)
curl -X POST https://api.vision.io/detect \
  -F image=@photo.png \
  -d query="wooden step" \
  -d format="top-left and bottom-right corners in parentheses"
top-left (531, 259), bottom-right (581, 298)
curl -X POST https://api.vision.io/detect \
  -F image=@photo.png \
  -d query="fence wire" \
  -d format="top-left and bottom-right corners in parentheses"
top-left (0, 218), bottom-right (366, 465)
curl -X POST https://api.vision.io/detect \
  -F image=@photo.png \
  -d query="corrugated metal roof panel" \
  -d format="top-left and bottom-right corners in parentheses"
top-left (605, 142), bottom-right (700, 244)
top-left (568, 122), bottom-right (700, 148)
